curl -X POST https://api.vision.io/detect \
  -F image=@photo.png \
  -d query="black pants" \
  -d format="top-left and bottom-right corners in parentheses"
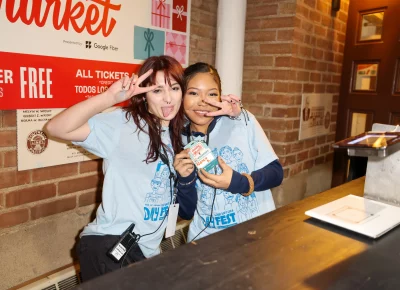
top-left (76, 235), bottom-right (146, 282)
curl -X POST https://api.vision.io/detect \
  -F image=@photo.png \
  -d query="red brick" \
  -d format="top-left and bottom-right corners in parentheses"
top-left (256, 94), bottom-right (297, 105)
top-left (325, 153), bottom-right (334, 162)
top-left (277, 29), bottom-right (294, 41)
top-left (0, 131), bottom-right (16, 147)
top-left (297, 46), bottom-right (312, 58)
top-left (274, 82), bottom-right (302, 93)
top-left (303, 84), bottom-right (315, 93)
top-left (304, 138), bottom-right (316, 148)
top-left (315, 84), bottom-right (326, 93)
top-left (280, 154), bottom-right (297, 166)
top-left (297, 4), bottom-right (309, 18)
top-left (297, 71), bottom-right (310, 82)
top-left (321, 15), bottom-right (332, 27)
top-left (297, 150), bottom-right (309, 162)
top-left (199, 11), bottom-right (217, 27)
top-left (327, 134), bottom-right (336, 142)
top-left (243, 70), bottom-right (259, 80)
top-left (32, 163), bottom-right (78, 182)
top-left (313, 48), bottom-right (324, 59)
top-left (315, 156), bottom-right (325, 165)
top-left (0, 208), bottom-right (29, 229)
top-left (309, 148), bottom-right (319, 158)
top-left (259, 69), bottom-right (296, 81)
top-left (243, 81), bottom-right (273, 92)
top-left (283, 168), bottom-right (290, 178)
top-left (244, 56), bottom-right (274, 67)
top-left (260, 17), bottom-right (294, 29)
top-left (275, 57), bottom-right (291, 68)
top-left (317, 1), bottom-right (330, 14)
top-left (338, 11), bottom-right (348, 23)
top-left (6, 184), bottom-right (56, 207)
top-left (248, 105), bottom-right (264, 116)
top-left (310, 72), bottom-right (321, 82)
top-left (80, 160), bottom-right (102, 173)
top-left (309, 10), bottom-right (321, 23)
top-left (324, 51), bottom-right (334, 62)
top-left (258, 119), bottom-right (291, 131)
top-left (3, 151), bottom-right (16, 168)
top-left (79, 189), bottom-right (102, 207)
top-left (58, 174), bottom-right (102, 195)
top-left (314, 25), bottom-right (327, 37)
top-left (291, 57), bottom-right (305, 69)
top-left (320, 144), bottom-right (330, 154)
top-left (290, 142), bottom-right (304, 153)
top-left (260, 43), bottom-right (292, 55)
top-left (279, 2), bottom-right (296, 15)
top-left (305, 60), bottom-right (317, 70)
top-left (303, 159), bottom-right (315, 170)
top-left (2, 110), bottom-right (16, 127)
top-left (301, 20), bottom-right (314, 32)
top-left (31, 196), bottom-right (76, 220)
top-left (317, 136), bottom-right (326, 145)
top-left (290, 163), bottom-right (303, 177)
top-left (247, 4), bottom-right (278, 17)
top-left (273, 144), bottom-right (291, 155)
top-left (0, 170), bottom-right (30, 189)
top-left (322, 74), bottom-right (332, 83)
top-left (316, 62), bottom-right (327, 72)
top-left (304, 0), bottom-right (316, 9)
top-left (327, 85), bottom-right (339, 93)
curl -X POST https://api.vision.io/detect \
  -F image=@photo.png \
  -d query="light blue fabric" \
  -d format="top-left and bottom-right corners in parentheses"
top-left (187, 112), bottom-right (278, 241)
top-left (73, 109), bottom-right (175, 258)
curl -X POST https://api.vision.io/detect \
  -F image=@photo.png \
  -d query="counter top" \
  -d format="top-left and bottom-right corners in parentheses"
top-left (76, 177), bottom-right (400, 290)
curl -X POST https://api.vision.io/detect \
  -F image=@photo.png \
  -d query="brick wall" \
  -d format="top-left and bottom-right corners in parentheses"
top-left (244, 0), bottom-right (349, 205)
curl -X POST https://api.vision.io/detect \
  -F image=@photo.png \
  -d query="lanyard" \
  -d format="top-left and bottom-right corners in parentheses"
top-left (159, 146), bottom-right (177, 203)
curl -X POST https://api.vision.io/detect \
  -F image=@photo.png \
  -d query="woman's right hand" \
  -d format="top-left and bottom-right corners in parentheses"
top-left (173, 149), bottom-right (195, 178)
top-left (107, 69), bottom-right (158, 104)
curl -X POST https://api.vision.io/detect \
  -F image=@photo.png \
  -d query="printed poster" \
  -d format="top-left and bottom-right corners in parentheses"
top-left (299, 94), bottom-right (333, 140)
top-left (0, 0), bottom-right (191, 170)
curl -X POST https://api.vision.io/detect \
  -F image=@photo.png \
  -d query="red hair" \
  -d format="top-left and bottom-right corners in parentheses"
top-left (124, 55), bottom-right (185, 163)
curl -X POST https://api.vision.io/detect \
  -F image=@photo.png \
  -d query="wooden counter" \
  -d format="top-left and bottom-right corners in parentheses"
top-left (76, 177), bottom-right (400, 290)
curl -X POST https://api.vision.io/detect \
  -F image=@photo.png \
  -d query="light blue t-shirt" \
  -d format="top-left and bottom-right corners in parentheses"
top-left (74, 109), bottom-right (175, 258)
top-left (187, 112), bottom-right (278, 241)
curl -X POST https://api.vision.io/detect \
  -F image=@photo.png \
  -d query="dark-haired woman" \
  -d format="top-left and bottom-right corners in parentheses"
top-left (174, 62), bottom-right (284, 242)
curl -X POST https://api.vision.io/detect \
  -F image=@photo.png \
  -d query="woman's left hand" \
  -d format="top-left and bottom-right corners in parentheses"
top-left (204, 94), bottom-right (242, 117)
top-left (198, 157), bottom-right (233, 189)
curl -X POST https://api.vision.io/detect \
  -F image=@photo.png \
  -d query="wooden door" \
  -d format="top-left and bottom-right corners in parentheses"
top-left (332, 0), bottom-right (400, 187)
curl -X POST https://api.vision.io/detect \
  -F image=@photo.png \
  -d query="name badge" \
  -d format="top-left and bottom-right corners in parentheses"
top-left (184, 140), bottom-right (218, 172)
top-left (165, 204), bottom-right (179, 238)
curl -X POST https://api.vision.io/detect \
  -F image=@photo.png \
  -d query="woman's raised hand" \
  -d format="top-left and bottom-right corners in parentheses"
top-left (107, 69), bottom-right (158, 104)
top-left (204, 94), bottom-right (242, 117)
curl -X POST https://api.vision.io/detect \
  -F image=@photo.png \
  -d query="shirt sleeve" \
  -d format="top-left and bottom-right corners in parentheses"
top-left (227, 160), bottom-right (283, 193)
top-left (72, 109), bottom-right (123, 159)
top-left (248, 113), bottom-right (278, 170)
top-left (175, 170), bottom-right (198, 220)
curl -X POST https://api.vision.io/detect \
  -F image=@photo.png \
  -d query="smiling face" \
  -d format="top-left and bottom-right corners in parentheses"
top-left (183, 73), bottom-right (221, 133)
top-left (146, 71), bottom-right (182, 127)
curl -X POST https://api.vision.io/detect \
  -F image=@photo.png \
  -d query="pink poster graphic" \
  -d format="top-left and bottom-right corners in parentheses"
top-left (165, 32), bottom-right (187, 64)
top-left (152, 0), bottom-right (171, 29)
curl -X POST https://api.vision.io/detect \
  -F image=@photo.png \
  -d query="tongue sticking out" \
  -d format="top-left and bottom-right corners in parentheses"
top-left (162, 107), bottom-right (174, 117)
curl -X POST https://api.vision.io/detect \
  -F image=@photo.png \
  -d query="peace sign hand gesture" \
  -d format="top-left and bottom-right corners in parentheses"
top-left (204, 94), bottom-right (242, 118)
top-left (107, 69), bottom-right (158, 104)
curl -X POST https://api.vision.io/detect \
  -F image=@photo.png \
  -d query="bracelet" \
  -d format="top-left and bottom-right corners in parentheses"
top-left (241, 173), bottom-right (254, 197)
top-left (177, 172), bottom-right (197, 186)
